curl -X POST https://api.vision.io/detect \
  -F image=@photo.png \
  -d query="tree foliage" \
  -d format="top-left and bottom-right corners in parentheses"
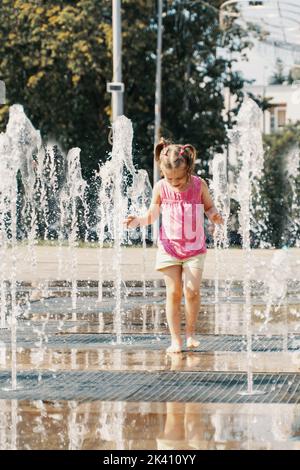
top-left (158, 0), bottom-right (252, 176)
top-left (0, 0), bottom-right (252, 181)
top-left (261, 124), bottom-right (300, 247)
top-left (0, 0), bottom-right (112, 178)
top-left (268, 58), bottom-right (286, 85)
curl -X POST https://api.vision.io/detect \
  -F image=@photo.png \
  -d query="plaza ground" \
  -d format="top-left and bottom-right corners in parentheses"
top-left (2, 245), bottom-right (300, 281)
top-left (0, 247), bottom-right (299, 449)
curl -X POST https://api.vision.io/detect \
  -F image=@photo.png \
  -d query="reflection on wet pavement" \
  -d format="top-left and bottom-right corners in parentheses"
top-left (0, 400), bottom-right (299, 450)
top-left (0, 289), bottom-right (299, 449)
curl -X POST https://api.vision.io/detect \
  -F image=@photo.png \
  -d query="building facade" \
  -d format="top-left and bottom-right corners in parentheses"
top-left (244, 84), bottom-right (300, 134)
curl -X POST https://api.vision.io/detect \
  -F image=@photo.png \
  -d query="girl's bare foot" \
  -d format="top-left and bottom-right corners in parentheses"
top-left (186, 336), bottom-right (200, 349)
top-left (167, 352), bottom-right (184, 370)
top-left (166, 338), bottom-right (182, 353)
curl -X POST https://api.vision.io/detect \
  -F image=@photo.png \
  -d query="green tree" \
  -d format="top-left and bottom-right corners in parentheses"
top-left (269, 58), bottom-right (286, 85)
top-left (154, 0), bottom-right (253, 177)
top-left (247, 91), bottom-right (273, 114)
top-left (261, 124), bottom-right (300, 247)
top-left (0, 0), bottom-right (252, 181)
top-left (0, 0), bottom-right (112, 179)
top-left (121, 0), bottom-right (157, 174)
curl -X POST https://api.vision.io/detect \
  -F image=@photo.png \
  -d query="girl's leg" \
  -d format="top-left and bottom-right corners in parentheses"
top-left (161, 265), bottom-right (183, 353)
top-left (163, 402), bottom-right (185, 441)
top-left (182, 267), bottom-right (203, 348)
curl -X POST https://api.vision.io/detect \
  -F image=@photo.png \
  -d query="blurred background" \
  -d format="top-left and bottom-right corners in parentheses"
top-left (0, 0), bottom-right (299, 247)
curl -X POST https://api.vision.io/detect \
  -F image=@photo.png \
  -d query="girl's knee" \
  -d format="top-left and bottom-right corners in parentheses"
top-left (184, 286), bottom-right (200, 301)
top-left (166, 287), bottom-right (182, 302)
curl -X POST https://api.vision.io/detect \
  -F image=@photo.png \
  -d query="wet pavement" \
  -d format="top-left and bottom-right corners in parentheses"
top-left (1, 400), bottom-right (299, 450)
top-left (0, 283), bottom-right (299, 450)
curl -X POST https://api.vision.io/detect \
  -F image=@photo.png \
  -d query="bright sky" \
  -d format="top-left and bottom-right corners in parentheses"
top-left (227, 0), bottom-right (300, 84)
top-left (234, 40), bottom-right (299, 84)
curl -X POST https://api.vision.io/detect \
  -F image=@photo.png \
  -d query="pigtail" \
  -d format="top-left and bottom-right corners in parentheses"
top-left (181, 144), bottom-right (196, 178)
top-left (154, 137), bottom-right (171, 163)
top-left (154, 139), bottom-right (165, 163)
top-left (154, 139), bottom-right (197, 179)
top-left (183, 144), bottom-right (196, 162)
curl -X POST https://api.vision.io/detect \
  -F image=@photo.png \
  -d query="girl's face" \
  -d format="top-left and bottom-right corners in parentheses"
top-left (161, 164), bottom-right (188, 190)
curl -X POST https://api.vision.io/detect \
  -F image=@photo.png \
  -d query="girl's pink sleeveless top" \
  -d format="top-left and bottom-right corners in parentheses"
top-left (159, 175), bottom-right (206, 259)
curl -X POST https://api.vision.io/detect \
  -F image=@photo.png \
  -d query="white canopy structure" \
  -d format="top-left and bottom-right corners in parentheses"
top-left (220, 0), bottom-right (300, 53)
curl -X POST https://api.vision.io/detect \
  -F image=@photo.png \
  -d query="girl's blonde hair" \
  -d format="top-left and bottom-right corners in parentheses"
top-left (154, 137), bottom-right (197, 179)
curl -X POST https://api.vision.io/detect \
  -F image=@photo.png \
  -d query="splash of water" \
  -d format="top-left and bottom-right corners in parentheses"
top-left (0, 105), bottom-right (42, 389)
top-left (210, 153), bottom-right (230, 310)
top-left (0, 106), bottom-right (153, 387)
top-left (128, 169), bottom-right (152, 296)
top-left (60, 148), bottom-right (88, 312)
top-left (262, 249), bottom-right (292, 351)
top-left (284, 145), bottom-right (300, 247)
top-left (229, 97), bottom-right (265, 395)
top-left (96, 115), bottom-right (152, 342)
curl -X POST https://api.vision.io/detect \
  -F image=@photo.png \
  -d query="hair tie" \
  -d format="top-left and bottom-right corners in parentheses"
top-left (179, 145), bottom-right (189, 157)
top-left (161, 144), bottom-right (169, 157)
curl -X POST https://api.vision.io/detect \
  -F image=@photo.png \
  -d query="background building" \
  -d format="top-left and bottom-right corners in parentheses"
top-left (244, 84), bottom-right (300, 133)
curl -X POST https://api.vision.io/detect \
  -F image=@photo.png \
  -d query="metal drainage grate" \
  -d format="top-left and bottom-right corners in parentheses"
top-left (0, 330), bottom-right (299, 352)
top-left (0, 371), bottom-right (299, 403)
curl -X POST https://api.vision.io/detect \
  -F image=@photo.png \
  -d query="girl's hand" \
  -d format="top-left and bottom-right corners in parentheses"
top-left (123, 215), bottom-right (140, 229)
top-left (207, 223), bottom-right (215, 236)
top-left (211, 212), bottom-right (224, 225)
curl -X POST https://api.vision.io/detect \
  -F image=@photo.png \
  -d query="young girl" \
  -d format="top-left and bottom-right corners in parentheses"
top-left (124, 138), bottom-right (223, 353)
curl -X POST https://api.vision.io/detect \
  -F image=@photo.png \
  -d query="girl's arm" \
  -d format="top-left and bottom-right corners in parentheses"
top-left (124, 181), bottom-right (161, 228)
top-left (201, 179), bottom-right (223, 224)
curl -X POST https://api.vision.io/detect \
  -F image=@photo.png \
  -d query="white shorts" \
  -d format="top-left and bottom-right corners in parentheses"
top-left (155, 246), bottom-right (206, 271)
